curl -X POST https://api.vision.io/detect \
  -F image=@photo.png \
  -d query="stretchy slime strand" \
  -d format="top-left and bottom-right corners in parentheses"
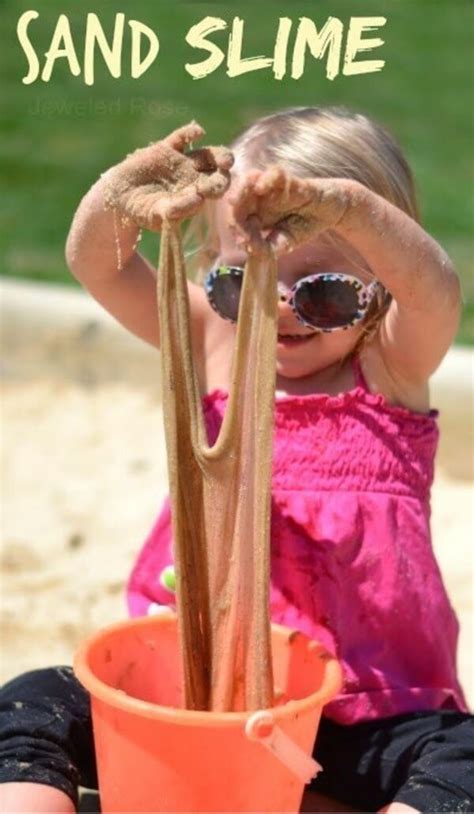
top-left (158, 221), bottom-right (277, 712)
top-left (103, 123), bottom-right (278, 711)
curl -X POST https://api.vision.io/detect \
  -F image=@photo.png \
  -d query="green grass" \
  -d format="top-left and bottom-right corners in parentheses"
top-left (1, 0), bottom-right (473, 342)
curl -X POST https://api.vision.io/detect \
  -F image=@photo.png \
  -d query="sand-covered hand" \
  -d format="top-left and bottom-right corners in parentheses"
top-left (229, 166), bottom-right (352, 253)
top-left (103, 121), bottom-right (234, 231)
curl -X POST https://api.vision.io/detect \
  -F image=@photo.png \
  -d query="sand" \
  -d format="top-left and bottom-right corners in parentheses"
top-left (1, 280), bottom-right (473, 712)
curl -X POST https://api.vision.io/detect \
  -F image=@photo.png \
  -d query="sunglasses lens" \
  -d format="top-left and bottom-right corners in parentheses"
top-left (294, 278), bottom-right (361, 329)
top-left (210, 270), bottom-right (243, 321)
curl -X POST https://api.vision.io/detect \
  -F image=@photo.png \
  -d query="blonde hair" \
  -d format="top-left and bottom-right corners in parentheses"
top-left (184, 105), bottom-right (421, 352)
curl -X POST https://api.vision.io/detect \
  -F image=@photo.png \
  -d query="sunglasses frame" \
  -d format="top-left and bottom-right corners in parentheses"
top-left (204, 265), bottom-right (381, 333)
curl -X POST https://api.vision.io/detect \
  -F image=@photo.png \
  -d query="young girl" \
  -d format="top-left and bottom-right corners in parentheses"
top-left (1, 107), bottom-right (473, 813)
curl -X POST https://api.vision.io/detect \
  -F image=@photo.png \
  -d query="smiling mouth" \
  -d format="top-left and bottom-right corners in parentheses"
top-left (277, 333), bottom-right (316, 345)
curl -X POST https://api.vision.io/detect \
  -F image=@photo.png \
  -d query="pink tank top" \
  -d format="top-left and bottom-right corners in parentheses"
top-left (127, 355), bottom-right (468, 724)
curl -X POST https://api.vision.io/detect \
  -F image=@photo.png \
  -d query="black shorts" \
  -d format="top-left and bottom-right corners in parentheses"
top-left (1, 666), bottom-right (473, 812)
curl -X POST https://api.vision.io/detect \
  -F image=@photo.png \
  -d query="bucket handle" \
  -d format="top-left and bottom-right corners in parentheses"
top-left (245, 710), bottom-right (323, 785)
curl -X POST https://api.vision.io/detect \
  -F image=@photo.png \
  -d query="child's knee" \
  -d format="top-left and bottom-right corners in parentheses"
top-left (1, 666), bottom-right (76, 703)
top-left (0, 782), bottom-right (76, 814)
top-left (0, 665), bottom-right (96, 800)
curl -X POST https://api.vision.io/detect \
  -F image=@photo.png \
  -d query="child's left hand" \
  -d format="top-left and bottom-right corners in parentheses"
top-left (228, 166), bottom-right (355, 253)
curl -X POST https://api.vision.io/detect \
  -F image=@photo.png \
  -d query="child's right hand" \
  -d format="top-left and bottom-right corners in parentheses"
top-left (103, 121), bottom-right (234, 231)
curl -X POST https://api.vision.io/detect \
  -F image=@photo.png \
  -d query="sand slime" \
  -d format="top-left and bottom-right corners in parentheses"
top-left (104, 124), bottom-right (278, 711)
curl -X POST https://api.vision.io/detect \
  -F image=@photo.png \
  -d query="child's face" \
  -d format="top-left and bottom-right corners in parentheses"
top-left (213, 195), bottom-right (374, 381)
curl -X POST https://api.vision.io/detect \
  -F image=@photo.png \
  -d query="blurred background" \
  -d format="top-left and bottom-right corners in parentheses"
top-left (1, 1), bottom-right (473, 705)
top-left (1, 0), bottom-right (473, 341)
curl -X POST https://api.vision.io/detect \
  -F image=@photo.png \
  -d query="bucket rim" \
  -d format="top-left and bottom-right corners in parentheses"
top-left (73, 613), bottom-right (343, 726)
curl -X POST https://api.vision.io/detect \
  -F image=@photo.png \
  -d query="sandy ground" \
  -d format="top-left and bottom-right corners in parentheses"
top-left (1, 281), bottom-right (473, 712)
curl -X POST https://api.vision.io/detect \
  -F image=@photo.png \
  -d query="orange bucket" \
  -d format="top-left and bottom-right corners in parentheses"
top-left (74, 612), bottom-right (342, 813)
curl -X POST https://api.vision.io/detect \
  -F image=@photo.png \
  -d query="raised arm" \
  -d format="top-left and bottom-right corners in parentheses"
top-left (66, 173), bottom-right (164, 348)
top-left (229, 168), bottom-right (462, 384)
top-left (65, 122), bottom-right (233, 349)
top-left (332, 180), bottom-right (462, 382)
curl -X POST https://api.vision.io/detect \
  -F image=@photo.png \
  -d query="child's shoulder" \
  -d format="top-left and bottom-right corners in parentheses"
top-left (359, 340), bottom-right (431, 413)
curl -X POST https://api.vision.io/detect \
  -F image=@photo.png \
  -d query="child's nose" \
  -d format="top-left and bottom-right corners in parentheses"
top-left (277, 281), bottom-right (291, 303)
top-left (276, 282), bottom-right (298, 325)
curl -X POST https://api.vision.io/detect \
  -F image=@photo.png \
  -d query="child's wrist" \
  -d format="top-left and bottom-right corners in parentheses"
top-left (96, 172), bottom-right (141, 242)
top-left (66, 175), bottom-right (141, 281)
top-left (331, 179), bottom-right (374, 234)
